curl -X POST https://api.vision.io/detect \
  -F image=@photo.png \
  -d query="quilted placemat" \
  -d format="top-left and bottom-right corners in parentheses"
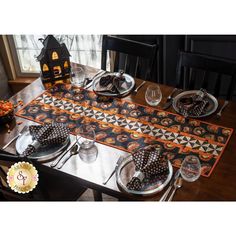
top-left (16, 83), bottom-right (233, 177)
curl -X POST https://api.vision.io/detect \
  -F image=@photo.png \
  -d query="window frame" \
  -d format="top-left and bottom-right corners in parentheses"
top-left (7, 35), bottom-right (40, 78)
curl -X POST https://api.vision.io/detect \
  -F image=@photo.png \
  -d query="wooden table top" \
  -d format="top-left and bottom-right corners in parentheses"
top-left (1, 64), bottom-right (236, 201)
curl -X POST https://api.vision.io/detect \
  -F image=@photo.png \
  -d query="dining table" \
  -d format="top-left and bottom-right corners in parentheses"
top-left (1, 63), bottom-right (236, 201)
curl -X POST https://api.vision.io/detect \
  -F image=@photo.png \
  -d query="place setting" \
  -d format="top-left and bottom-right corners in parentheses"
top-left (101, 143), bottom-right (201, 200)
top-left (0, 119), bottom-right (98, 172)
top-left (70, 64), bottom-right (145, 98)
top-left (161, 87), bottom-right (225, 119)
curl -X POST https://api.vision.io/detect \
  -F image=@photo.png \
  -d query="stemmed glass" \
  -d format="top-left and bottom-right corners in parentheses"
top-left (76, 123), bottom-right (98, 163)
top-left (145, 84), bottom-right (162, 106)
top-left (180, 155), bottom-right (201, 182)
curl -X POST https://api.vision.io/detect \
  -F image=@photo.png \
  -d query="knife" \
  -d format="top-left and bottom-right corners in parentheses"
top-left (2, 126), bottom-right (28, 150)
top-left (159, 169), bottom-right (180, 201)
top-left (84, 70), bottom-right (106, 89)
top-left (103, 156), bottom-right (124, 185)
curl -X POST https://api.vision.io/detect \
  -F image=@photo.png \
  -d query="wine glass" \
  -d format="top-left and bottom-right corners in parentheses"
top-left (76, 124), bottom-right (98, 163)
top-left (180, 155), bottom-right (201, 182)
top-left (145, 84), bottom-right (162, 106)
top-left (70, 67), bottom-right (85, 87)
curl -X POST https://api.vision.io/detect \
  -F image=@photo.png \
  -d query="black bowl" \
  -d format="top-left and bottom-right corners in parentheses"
top-left (0, 109), bottom-right (14, 125)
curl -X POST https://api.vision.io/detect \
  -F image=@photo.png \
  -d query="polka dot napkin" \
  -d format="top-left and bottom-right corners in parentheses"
top-left (127, 146), bottom-right (169, 191)
top-left (22, 123), bottom-right (70, 157)
top-left (178, 88), bottom-right (209, 117)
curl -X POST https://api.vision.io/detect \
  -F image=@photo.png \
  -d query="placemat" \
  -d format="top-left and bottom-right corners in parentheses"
top-left (16, 83), bottom-right (233, 177)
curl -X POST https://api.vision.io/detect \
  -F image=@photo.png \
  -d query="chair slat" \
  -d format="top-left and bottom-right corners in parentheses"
top-left (134, 57), bottom-right (139, 78)
top-left (214, 74), bottom-right (222, 98)
top-left (201, 71), bottom-right (210, 89)
top-left (176, 51), bottom-right (236, 100)
top-left (188, 68), bottom-right (194, 89)
top-left (114, 53), bottom-right (120, 72)
top-left (101, 35), bottom-right (158, 81)
top-left (227, 75), bottom-right (236, 100)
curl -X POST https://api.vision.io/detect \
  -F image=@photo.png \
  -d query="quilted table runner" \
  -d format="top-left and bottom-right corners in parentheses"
top-left (16, 83), bottom-right (233, 177)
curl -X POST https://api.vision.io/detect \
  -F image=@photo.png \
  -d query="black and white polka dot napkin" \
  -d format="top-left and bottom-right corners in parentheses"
top-left (126, 146), bottom-right (169, 191)
top-left (178, 88), bottom-right (209, 117)
top-left (22, 123), bottom-right (70, 157)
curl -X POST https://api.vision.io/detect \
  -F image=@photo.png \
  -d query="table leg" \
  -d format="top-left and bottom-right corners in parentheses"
top-left (92, 190), bottom-right (103, 201)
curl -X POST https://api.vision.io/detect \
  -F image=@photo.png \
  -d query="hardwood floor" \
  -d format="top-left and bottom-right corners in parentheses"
top-left (78, 189), bottom-right (117, 201)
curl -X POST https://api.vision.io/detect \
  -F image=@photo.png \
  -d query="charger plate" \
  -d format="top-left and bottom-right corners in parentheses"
top-left (15, 129), bottom-right (70, 162)
top-left (116, 156), bottom-right (173, 196)
top-left (92, 72), bottom-right (135, 97)
top-left (172, 90), bottom-right (218, 118)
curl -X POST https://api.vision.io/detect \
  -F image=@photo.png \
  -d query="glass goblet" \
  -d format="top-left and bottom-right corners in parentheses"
top-left (76, 124), bottom-right (98, 163)
top-left (145, 84), bottom-right (162, 106)
top-left (180, 155), bottom-right (201, 182)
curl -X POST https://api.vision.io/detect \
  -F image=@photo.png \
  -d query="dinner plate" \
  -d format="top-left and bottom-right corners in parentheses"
top-left (92, 72), bottom-right (135, 97)
top-left (116, 156), bottom-right (173, 196)
top-left (172, 90), bottom-right (218, 118)
top-left (15, 129), bottom-right (70, 162)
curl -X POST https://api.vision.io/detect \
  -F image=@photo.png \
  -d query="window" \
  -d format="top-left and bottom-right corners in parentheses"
top-left (8, 35), bottom-right (103, 77)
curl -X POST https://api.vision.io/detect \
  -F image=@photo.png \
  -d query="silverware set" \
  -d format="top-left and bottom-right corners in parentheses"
top-left (50, 139), bottom-right (78, 168)
top-left (159, 170), bottom-right (181, 201)
top-left (167, 176), bottom-right (182, 201)
top-left (56, 144), bottom-right (79, 169)
top-left (162, 88), bottom-right (182, 110)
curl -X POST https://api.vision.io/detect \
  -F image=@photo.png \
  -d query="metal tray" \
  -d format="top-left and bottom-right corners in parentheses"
top-left (15, 130), bottom-right (70, 162)
top-left (172, 90), bottom-right (218, 118)
top-left (116, 156), bottom-right (173, 196)
top-left (92, 72), bottom-right (135, 97)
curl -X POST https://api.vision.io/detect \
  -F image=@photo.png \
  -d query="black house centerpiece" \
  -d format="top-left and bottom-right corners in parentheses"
top-left (37, 35), bottom-right (71, 89)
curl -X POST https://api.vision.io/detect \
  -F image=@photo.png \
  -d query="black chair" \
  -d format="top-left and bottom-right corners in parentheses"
top-left (0, 150), bottom-right (87, 201)
top-left (176, 51), bottom-right (236, 100)
top-left (101, 35), bottom-right (158, 81)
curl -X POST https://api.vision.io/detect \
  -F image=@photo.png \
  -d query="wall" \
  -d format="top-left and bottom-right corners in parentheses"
top-left (0, 54), bottom-right (12, 99)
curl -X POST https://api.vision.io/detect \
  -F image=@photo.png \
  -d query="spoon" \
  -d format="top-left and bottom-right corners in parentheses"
top-left (133, 81), bottom-right (146, 95)
top-left (167, 177), bottom-right (183, 201)
top-left (57, 144), bottom-right (79, 169)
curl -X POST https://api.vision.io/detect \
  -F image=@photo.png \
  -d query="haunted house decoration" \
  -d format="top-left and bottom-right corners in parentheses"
top-left (37, 35), bottom-right (71, 89)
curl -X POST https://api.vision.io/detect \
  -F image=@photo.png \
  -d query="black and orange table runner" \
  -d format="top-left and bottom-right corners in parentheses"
top-left (16, 83), bottom-right (233, 177)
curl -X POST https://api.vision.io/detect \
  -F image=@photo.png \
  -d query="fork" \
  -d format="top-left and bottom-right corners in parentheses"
top-left (83, 70), bottom-right (106, 89)
top-left (216, 100), bottom-right (229, 119)
top-left (2, 126), bottom-right (28, 150)
top-left (162, 88), bottom-right (181, 110)
top-left (166, 88), bottom-right (178, 101)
